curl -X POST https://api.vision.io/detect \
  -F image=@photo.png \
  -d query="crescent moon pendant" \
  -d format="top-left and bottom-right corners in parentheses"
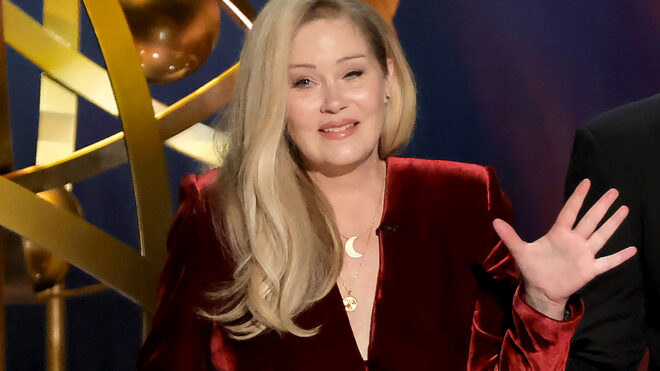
top-left (344, 236), bottom-right (362, 258)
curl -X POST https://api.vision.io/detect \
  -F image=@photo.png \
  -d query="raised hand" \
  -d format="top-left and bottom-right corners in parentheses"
top-left (492, 179), bottom-right (637, 320)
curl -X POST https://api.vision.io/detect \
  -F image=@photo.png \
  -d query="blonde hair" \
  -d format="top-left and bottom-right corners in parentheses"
top-left (206, 0), bottom-right (417, 339)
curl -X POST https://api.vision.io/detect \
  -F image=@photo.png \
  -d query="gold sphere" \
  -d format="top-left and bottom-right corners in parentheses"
top-left (364, 0), bottom-right (400, 25)
top-left (21, 188), bottom-right (83, 292)
top-left (120, 0), bottom-right (221, 84)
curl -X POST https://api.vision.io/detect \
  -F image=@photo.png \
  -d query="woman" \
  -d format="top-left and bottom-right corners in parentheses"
top-left (138, 0), bottom-right (636, 369)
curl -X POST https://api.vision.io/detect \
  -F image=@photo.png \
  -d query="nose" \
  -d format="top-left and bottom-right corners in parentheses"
top-left (320, 82), bottom-right (346, 113)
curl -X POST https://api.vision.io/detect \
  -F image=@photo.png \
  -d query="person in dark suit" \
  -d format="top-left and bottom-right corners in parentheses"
top-left (565, 93), bottom-right (660, 370)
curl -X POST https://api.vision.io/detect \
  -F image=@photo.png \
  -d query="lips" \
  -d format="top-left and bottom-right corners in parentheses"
top-left (319, 122), bottom-right (358, 133)
top-left (318, 118), bottom-right (359, 133)
top-left (318, 118), bottom-right (360, 140)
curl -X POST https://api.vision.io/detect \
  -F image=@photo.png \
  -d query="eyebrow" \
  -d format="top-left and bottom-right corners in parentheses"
top-left (288, 54), bottom-right (366, 69)
top-left (338, 54), bottom-right (366, 63)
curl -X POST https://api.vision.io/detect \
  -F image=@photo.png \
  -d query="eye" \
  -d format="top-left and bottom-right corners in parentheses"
top-left (344, 70), bottom-right (364, 79)
top-left (293, 78), bottom-right (313, 89)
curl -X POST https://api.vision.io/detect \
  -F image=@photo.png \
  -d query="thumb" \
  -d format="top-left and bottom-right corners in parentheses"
top-left (492, 218), bottom-right (526, 254)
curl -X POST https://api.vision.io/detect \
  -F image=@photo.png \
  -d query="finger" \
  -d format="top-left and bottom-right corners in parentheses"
top-left (594, 246), bottom-right (637, 275)
top-left (589, 205), bottom-right (629, 253)
top-left (492, 218), bottom-right (526, 254)
top-left (574, 188), bottom-right (619, 237)
top-left (555, 179), bottom-right (591, 228)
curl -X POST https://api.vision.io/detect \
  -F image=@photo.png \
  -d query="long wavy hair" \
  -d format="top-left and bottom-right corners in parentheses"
top-left (205, 0), bottom-right (417, 339)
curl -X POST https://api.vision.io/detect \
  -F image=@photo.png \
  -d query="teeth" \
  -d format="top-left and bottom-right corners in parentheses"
top-left (321, 123), bottom-right (356, 133)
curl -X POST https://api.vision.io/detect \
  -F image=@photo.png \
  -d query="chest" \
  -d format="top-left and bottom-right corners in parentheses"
top-left (218, 223), bottom-right (488, 371)
top-left (338, 237), bottom-right (380, 361)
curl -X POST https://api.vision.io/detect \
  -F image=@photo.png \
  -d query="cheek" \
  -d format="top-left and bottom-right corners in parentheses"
top-left (286, 95), bottom-right (318, 141)
top-left (349, 81), bottom-right (386, 115)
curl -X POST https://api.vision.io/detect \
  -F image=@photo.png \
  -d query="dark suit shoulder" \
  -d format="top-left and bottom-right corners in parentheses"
top-left (586, 93), bottom-right (660, 145)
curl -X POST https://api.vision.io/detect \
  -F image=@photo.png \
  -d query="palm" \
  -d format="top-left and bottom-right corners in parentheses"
top-left (518, 225), bottom-right (601, 303)
top-left (493, 179), bottom-right (636, 315)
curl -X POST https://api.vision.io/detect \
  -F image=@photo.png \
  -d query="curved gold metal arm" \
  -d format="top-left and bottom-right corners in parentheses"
top-left (0, 176), bottom-right (159, 311)
top-left (36, 283), bottom-right (109, 301)
top-left (219, 0), bottom-right (256, 30)
top-left (4, 0), bottom-right (119, 116)
top-left (4, 62), bottom-right (238, 192)
top-left (82, 0), bottom-right (173, 266)
top-left (5, 133), bottom-right (126, 192)
top-left (156, 63), bottom-right (238, 139)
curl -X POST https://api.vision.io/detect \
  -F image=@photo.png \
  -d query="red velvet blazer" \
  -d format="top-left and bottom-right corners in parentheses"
top-left (138, 157), bottom-right (584, 370)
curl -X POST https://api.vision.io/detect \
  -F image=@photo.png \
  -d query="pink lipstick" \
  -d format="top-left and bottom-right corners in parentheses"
top-left (318, 118), bottom-right (359, 140)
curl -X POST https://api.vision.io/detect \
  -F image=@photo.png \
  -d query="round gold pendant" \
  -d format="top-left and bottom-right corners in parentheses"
top-left (343, 296), bottom-right (358, 312)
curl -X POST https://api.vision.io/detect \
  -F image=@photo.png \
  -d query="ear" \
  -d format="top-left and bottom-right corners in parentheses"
top-left (384, 57), bottom-right (394, 96)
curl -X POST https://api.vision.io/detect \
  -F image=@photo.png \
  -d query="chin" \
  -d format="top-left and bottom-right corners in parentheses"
top-left (311, 149), bottom-right (378, 176)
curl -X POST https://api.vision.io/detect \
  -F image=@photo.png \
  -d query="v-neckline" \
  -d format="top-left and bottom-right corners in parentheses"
top-left (333, 158), bottom-right (391, 364)
top-left (332, 239), bottom-right (384, 364)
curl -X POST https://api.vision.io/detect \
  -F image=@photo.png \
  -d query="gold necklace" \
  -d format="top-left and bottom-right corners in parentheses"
top-left (339, 219), bottom-right (374, 312)
top-left (339, 177), bottom-right (385, 259)
top-left (338, 175), bottom-right (385, 312)
top-left (340, 215), bottom-right (378, 259)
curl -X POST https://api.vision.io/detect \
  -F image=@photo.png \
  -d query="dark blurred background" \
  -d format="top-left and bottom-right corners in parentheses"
top-left (5, 0), bottom-right (660, 369)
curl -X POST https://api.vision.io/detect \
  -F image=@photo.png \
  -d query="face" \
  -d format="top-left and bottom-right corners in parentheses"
top-left (286, 16), bottom-right (392, 174)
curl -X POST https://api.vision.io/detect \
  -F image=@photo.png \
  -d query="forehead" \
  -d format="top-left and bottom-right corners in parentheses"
top-left (290, 17), bottom-right (372, 63)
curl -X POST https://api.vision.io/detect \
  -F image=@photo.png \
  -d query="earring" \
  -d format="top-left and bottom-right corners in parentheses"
top-left (384, 95), bottom-right (390, 104)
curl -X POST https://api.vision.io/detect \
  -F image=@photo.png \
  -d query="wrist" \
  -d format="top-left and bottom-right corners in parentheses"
top-left (523, 288), bottom-right (568, 320)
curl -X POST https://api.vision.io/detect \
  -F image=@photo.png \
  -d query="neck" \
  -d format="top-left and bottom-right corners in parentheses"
top-left (307, 152), bottom-right (386, 236)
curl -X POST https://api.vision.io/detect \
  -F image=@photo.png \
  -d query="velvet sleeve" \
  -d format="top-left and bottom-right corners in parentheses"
top-left (467, 166), bottom-right (585, 370)
top-left (137, 174), bottom-right (237, 371)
